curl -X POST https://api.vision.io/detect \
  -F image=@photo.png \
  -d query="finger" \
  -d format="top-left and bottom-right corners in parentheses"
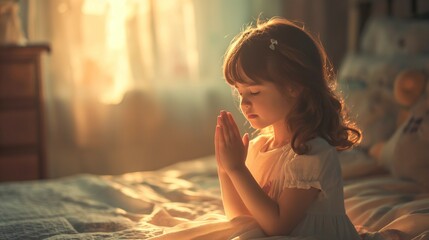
top-left (242, 133), bottom-right (249, 152)
top-left (222, 111), bottom-right (236, 141)
top-left (227, 112), bottom-right (241, 138)
top-left (215, 116), bottom-right (223, 153)
top-left (215, 124), bottom-right (222, 165)
top-left (226, 112), bottom-right (243, 149)
top-left (218, 124), bottom-right (226, 147)
top-left (215, 118), bottom-right (219, 153)
top-left (220, 112), bottom-right (231, 143)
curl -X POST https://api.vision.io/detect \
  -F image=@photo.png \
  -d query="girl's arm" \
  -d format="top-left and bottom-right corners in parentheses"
top-left (227, 168), bottom-right (319, 236)
top-left (216, 111), bottom-right (319, 236)
top-left (217, 170), bottom-right (251, 219)
top-left (215, 116), bottom-right (250, 219)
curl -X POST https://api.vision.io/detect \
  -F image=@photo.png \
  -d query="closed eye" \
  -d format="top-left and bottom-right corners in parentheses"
top-left (234, 88), bottom-right (259, 97)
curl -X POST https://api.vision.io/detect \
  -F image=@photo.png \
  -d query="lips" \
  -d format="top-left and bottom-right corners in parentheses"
top-left (247, 113), bottom-right (258, 119)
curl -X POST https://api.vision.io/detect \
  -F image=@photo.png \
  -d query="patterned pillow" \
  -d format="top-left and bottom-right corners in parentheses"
top-left (338, 54), bottom-right (429, 148)
top-left (360, 17), bottom-right (429, 56)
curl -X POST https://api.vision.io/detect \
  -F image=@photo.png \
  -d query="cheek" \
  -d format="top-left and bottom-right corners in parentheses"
top-left (266, 97), bottom-right (290, 118)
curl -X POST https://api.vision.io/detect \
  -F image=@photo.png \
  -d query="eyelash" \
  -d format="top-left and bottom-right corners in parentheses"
top-left (237, 91), bottom-right (260, 96)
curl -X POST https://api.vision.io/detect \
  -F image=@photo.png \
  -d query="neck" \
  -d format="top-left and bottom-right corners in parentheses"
top-left (270, 122), bottom-right (291, 149)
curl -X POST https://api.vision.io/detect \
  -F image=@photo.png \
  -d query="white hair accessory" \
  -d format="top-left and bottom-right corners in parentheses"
top-left (269, 38), bottom-right (278, 50)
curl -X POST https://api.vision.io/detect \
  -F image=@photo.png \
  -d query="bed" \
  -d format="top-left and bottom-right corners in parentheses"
top-left (1, 154), bottom-right (429, 240)
top-left (0, 156), bottom-right (225, 239)
top-left (2, 0), bottom-right (429, 239)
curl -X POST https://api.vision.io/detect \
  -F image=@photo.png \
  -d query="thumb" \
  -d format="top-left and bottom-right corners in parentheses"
top-left (242, 133), bottom-right (249, 152)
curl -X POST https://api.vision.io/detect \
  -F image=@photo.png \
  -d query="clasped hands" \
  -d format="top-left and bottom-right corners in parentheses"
top-left (215, 111), bottom-right (249, 174)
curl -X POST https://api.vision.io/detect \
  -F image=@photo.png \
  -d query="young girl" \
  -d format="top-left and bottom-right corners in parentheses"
top-left (215, 17), bottom-right (362, 239)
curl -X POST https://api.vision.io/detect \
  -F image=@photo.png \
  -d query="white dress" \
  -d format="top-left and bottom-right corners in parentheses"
top-left (244, 135), bottom-right (361, 240)
top-left (149, 136), bottom-right (361, 240)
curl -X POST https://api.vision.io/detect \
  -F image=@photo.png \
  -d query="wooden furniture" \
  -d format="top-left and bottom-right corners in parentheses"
top-left (0, 44), bottom-right (50, 181)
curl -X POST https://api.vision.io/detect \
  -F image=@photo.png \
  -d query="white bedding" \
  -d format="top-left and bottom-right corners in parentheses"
top-left (1, 155), bottom-right (429, 240)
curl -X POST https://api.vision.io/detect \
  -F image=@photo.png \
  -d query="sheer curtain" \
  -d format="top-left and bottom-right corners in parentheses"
top-left (27, 0), bottom-right (282, 178)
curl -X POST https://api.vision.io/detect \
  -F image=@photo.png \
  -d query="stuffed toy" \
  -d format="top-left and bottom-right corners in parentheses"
top-left (370, 69), bottom-right (429, 188)
top-left (393, 69), bottom-right (427, 126)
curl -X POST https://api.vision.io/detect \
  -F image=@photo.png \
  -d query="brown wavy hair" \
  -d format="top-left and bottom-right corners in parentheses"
top-left (223, 17), bottom-right (361, 154)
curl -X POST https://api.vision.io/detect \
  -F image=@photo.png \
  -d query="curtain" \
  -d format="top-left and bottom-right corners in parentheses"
top-left (26, 0), bottom-right (283, 178)
top-left (281, 0), bottom-right (348, 70)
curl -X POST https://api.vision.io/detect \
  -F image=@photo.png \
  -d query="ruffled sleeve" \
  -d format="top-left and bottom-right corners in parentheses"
top-left (279, 138), bottom-right (338, 198)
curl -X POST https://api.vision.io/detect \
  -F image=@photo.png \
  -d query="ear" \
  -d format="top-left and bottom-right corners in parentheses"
top-left (287, 86), bottom-right (302, 98)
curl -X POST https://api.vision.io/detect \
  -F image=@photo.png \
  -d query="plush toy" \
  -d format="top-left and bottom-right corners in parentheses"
top-left (370, 69), bottom-right (427, 159)
top-left (393, 69), bottom-right (427, 126)
top-left (369, 69), bottom-right (429, 188)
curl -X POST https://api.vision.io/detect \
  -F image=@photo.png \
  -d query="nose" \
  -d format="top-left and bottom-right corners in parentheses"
top-left (240, 96), bottom-right (251, 110)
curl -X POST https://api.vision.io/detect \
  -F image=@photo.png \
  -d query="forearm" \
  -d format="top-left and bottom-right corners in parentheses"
top-left (227, 167), bottom-right (284, 235)
top-left (218, 169), bottom-right (250, 219)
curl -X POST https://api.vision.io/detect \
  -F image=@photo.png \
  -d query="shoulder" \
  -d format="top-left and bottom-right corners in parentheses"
top-left (303, 137), bottom-right (336, 155)
top-left (280, 138), bottom-right (340, 199)
top-left (289, 137), bottom-right (338, 172)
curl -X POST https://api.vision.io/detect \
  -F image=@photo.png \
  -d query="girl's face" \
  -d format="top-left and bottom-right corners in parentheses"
top-left (235, 79), bottom-right (295, 130)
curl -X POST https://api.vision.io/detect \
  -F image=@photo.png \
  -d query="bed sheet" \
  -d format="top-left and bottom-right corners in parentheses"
top-left (1, 155), bottom-right (429, 240)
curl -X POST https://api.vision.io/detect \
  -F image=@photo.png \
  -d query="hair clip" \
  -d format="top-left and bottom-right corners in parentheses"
top-left (269, 38), bottom-right (278, 50)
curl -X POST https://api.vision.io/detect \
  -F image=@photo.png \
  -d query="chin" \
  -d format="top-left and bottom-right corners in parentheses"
top-left (248, 120), bottom-right (268, 130)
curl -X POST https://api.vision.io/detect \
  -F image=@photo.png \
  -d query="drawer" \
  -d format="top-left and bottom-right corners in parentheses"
top-left (0, 62), bottom-right (36, 98)
top-left (0, 109), bottom-right (38, 146)
top-left (0, 154), bottom-right (39, 181)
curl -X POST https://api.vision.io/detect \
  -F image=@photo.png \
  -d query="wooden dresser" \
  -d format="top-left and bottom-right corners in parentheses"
top-left (0, 44), bottom-right (50, 181)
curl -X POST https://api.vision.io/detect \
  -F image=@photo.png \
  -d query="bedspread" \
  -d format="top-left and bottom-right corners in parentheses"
top-left (1, 156), bottom-right (428, 240)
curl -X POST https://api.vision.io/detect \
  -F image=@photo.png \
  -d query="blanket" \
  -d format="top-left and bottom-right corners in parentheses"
top-left (1, 156), bottom-right (428, 240)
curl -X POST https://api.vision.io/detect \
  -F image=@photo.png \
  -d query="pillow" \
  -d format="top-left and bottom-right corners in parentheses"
top-left (338, 54), bottom-right (429, 148)
top-left (338, 149), bottom-right (386, 180)
top-left (360, 17), bottom-right (429, 56)
top-left (338, 55), bottom-right (397, 149)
